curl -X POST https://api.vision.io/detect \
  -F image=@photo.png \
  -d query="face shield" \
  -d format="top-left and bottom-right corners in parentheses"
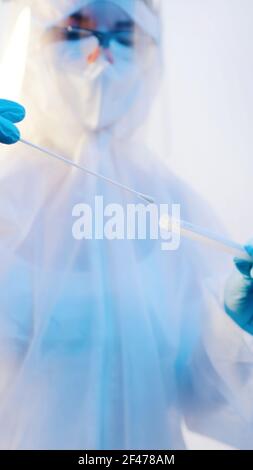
top-left (18, 0), bottom-right (161, 146)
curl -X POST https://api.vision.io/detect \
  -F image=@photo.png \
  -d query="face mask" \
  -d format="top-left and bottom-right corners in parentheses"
top-left (42, 38), bottom-right (148, 132)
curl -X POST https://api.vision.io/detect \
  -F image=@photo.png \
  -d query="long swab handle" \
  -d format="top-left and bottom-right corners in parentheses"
top-left (19, 138), bottom-right (154, 204)
top-left (19, 138), bottom-right (251, 262)
top-left (160, 215), bottom-right (253, 262)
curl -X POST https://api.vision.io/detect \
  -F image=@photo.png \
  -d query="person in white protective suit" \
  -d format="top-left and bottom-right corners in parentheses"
top-left (0, 0), bottom-right (253, 450)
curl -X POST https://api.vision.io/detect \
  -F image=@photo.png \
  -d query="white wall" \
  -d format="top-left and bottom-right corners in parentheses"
top-left (159, 0), bottom-right (253, 242)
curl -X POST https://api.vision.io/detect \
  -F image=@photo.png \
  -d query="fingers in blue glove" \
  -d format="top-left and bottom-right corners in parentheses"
top-left (233, 239), bottom-right (253, 278)
top-left (0, 99), bottom-right (26, 145)
top-left (234, 258), bottom-right (253, 278)
top-left (245, 240), bottom-right (253, 258)
top-left (0, 115), bottom-right (20, 144)
top-left (0, 99), bottom-right (26, 123)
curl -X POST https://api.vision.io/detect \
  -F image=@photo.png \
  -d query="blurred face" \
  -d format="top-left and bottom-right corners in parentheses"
top-left (40, 1), bottom-right (157, 132)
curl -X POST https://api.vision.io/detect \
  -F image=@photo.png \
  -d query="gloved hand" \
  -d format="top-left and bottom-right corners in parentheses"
top-left (0, 99), bottom-right (25, 144)
top-left (224, 242), bottom-right (253, 335)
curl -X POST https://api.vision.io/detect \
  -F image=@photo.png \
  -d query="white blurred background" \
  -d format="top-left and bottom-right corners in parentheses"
top-left (158, 0), bottom-right (253, 243)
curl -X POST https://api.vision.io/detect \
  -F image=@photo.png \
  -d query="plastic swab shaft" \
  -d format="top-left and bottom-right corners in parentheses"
top-left (19, 138), bottom-right (154, 204)
top-left (160, 215), bottom-right (252, 262)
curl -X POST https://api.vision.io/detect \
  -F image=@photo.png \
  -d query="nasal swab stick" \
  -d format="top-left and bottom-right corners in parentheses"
top-left (160, 215), bottom-right (252, 262)
top-left (19, 138), bottom-right (252, 261)
top-left (19, 138), bottom-right (154, 204)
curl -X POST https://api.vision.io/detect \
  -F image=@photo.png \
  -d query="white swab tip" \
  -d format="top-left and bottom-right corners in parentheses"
top-left (140, 194), bottom-right (155, 204)
top-left (159, 214), bottom-right (174, 231)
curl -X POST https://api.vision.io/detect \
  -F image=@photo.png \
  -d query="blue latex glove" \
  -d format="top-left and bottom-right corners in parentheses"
top-left (0, 99), bottom-right (25, 144)
top-left (224, 242), bottom-right (253, 335)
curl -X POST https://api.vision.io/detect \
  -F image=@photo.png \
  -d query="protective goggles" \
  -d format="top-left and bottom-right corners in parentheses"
top-left (45, 25), bottom-right (136, 48)
top-left (46, 26), bottom-right (156, 49)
